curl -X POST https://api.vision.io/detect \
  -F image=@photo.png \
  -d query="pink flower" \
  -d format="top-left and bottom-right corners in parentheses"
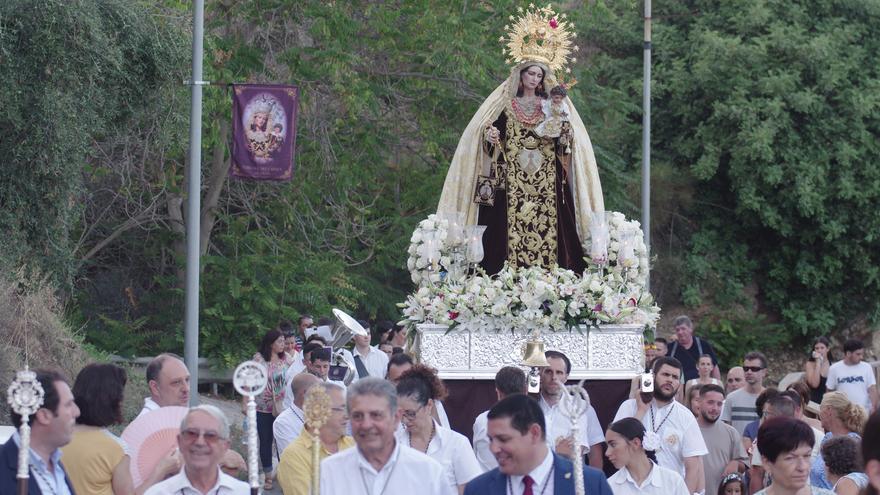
top-left (549, 18), bottom-right (559, 29)
top-left (448, 311), bottom-right (459, 320)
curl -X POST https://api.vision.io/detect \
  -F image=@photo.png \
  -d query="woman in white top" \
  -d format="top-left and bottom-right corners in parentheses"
top-left (680, 355), bottom-right (722, 403)
top-left (396, 364), bottom-right (481, 494)
top-left (605, 418), bottom-right (689, 495)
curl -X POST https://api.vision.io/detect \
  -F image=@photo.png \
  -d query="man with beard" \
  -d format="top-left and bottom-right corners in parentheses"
top-left (538, 351), bottom-right (605, 469)
top-left (613, 356), bottom-right (708, 494)
top-left (696, 384), bottom-right (748, 493)
top-left (721, 352), bottom-right (767, 435)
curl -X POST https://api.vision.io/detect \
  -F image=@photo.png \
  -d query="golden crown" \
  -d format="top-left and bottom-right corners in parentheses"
top-left (500, 3), bottom-right (578, 73)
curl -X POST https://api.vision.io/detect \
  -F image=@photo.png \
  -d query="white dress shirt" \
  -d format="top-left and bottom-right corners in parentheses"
top-left (608, 463), bottom-right (690, 495)
top-left (472, 409), bottom-right (496, 471)
top-left (319, 440), bottom-right (454, 495)
top-left (274, 403), bottom-right (306, 454)
top-left (397, 421), bottom-right (482, 489)
top-left (144, 467), bottom-right (250, 495)
top-left (509, 448), bottom-right (555, 495)
top-left (613, 399), bottom-right (708, 477)
top-left (282, 352), bottom-right (306, 409)
top-left (539, 395), bottom-right (604, 453)
top-left (352, 345), bottom-right (390, 379)
top-left (136, 397), bottom-right (161, 420)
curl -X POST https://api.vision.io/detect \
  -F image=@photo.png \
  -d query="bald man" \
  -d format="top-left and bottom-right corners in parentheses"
top-left (274, 372), bottom-right (321, 454)
top-left (726, 367), bottom-right (745, 394)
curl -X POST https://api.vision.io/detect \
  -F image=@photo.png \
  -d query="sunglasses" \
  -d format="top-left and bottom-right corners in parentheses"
top-left (180, 428), bottom-right (224, 444)
top-left (742, 366), bottom-right (765, 372)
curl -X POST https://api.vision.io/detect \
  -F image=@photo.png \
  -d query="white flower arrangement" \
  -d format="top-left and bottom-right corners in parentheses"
top-left (400, 210), bottom-right (660, 334)
top-left (406, 214), bottom-right (451, 286)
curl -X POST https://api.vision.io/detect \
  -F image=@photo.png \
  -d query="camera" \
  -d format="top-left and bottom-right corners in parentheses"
top-left (640, 372), bottom-right (654, 393)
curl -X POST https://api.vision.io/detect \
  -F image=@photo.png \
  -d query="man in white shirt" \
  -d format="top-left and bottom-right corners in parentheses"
top-left (351, 323), bottom-right (389, 380)
top-left (472, 366), bottom-right (527, 472)
top-left (145, 405), bottom-right (249, 495)
top-left (613, 356), bottom-right (707, 494)
top-left (319, 377), bottom-right (452, 495)
top-left (274, 372), bottom-right (320, 454)
top-left (138, 353), bottom-right (190, 418)
top-left (464, 394), bottom-right (614, 495)
top-left (826, 338), bottom-right (878, 412)
top-left (539, 350), bottom-right (605, 469)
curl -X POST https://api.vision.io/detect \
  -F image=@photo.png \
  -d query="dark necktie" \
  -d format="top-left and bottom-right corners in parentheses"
top-left (523, 475), bottom-right (535, 495)
top-left (353, 354), bottom-right (369, 378)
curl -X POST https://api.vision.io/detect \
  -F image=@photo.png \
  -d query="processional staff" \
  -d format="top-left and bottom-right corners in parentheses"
top-left (7, 368), bottom-right (45, 495)
top-left (303, 385), bottom-right (331, 495)
top-left (233, 360), bottom-right (268, 495)
top-left (561, 379), bottom-right (590, 495)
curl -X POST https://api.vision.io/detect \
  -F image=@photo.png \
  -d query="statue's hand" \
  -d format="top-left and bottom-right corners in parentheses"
top-left (484, 126), bottom-right (501, 146)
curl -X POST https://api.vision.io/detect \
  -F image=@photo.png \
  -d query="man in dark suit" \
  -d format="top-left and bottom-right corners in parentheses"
top-left (465, 394), bottom-right (614, 495)
top-left (1, 369), bottom-right (79, 495)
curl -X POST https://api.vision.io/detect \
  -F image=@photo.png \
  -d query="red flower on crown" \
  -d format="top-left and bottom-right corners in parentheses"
top-left (449, 311), bottom-right (460, 320)
top-left (549, 18), bottom-right (559, 29)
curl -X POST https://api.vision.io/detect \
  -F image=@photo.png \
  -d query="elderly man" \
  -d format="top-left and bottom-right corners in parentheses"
top-left (539, 351), bottom-right (605, 469)
top-left (144, 405), bottom-right (248, 494)
top-left (138, 353), bottom-right (190, 418)
top-left (319, 377), bottom-right (451, 495)
top-left (726, 366), bottom-right (745, 393)
top-left (464, 394), bottom-right (613, 495)
top-left (666, 315), bottom-right (720, 381)
top-left (613, 357), bottom-right (708, 494)
top-left (139, 354), bottom-right (245, 476)
top-left (274, 372), bottom-right (320, 454)
top-left (0, 370), bottom-right (79, 495)
top-left (277, 382), bottom-right (354, 495)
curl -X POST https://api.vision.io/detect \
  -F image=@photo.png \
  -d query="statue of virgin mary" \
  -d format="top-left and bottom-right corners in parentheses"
top-left (436, 5), bottom-right (604, 275)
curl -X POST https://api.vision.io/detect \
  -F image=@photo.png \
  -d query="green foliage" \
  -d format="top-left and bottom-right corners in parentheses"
top-left (651, 0), bottom-right (880, 336)
top-left (0, 0), bottom-right (188, 287)
top-left (699, 311), bottom-right (789, 370)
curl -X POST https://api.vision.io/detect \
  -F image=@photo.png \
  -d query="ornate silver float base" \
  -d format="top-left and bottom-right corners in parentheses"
top-left (413, 324), bottom-right (644, 380)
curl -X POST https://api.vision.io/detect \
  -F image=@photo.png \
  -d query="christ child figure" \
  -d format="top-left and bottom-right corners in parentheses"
top-left (535, 85), bottom-right (570, 138)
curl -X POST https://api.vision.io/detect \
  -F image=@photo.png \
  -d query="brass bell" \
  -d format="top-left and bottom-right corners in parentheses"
top-left (521, 338), bottom-right (550, 367)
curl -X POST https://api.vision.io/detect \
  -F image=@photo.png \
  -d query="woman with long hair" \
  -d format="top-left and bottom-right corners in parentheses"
top-left (396, 365), bottom-right (480, 494)
top-left (810, 391), bottom-right (868, 488)
top-left (250, 328), bottom-right (294, 490)
top-left (804, 337), bottom-right (832, 404)
top-left (605, 417), bottom-right (689, 495)
top-left (62, 363), bottom-right (176, 495)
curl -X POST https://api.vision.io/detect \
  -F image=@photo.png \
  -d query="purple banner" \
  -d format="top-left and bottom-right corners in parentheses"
top-left (230, 84), bottom-right (299, 181)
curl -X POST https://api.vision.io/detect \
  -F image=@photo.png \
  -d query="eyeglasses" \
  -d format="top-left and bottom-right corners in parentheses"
top-left (742, 366), bottom-right (765, 372)
top-left (180, 428), bottom-right (224, 444)
top-left (400, 405), bottom-right (426, 421)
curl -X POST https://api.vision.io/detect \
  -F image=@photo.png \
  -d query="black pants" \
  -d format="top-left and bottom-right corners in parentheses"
top-left (256, 411), bottom-right (275, 472)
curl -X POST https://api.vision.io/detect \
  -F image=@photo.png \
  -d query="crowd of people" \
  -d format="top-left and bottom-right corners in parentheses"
top-left (3, 314), bottom-right (880, 495)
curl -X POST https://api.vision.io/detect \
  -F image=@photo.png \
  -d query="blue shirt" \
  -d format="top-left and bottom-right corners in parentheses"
top-left (12, 431), bottom-right (73, 495)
